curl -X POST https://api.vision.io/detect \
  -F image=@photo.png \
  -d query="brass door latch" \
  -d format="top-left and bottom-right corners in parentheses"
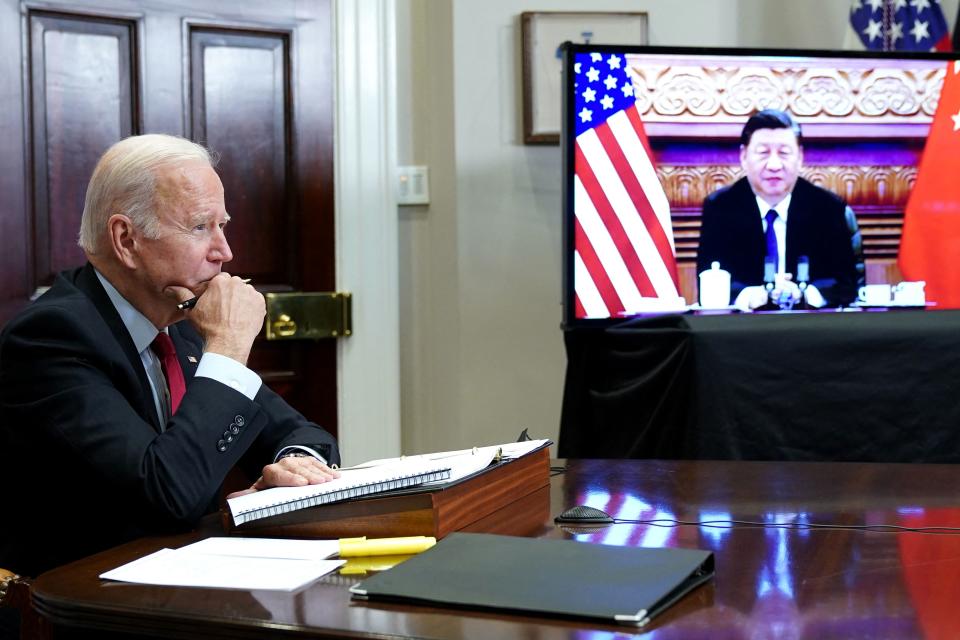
top-left (264, 292), bottom-right (352, 340)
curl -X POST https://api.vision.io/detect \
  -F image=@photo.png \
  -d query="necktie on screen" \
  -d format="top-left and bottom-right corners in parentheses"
top-left (151, 332), bottom-right (186, 415)
top-left (764, 209), bottom-right (779, 271)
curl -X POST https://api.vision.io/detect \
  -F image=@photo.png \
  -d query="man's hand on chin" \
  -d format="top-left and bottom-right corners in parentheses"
top-left (168, 273), bottom-right (265, 365)
top-left (226, 456), bottom-right (341, 499)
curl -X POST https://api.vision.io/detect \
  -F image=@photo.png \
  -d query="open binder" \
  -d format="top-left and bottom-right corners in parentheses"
top-left (227, 458), bottom-right (453, 526)
top-left (349, 532), bottom-right (714, 627)
top-left (222, 441), bottom-right (552, 539)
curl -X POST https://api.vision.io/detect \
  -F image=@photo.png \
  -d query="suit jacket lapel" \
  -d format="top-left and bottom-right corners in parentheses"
top-left (168, 323), bottom-right (201, 387)
top-left (74, 263), bottom-right (164, 433)
top-left (734, 178), bottom-right (765, 266)
top-left (785, 179), bottom-right (812, 274)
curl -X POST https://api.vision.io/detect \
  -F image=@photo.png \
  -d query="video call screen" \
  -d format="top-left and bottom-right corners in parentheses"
top-left (561, 44), bottom-right (957, 325)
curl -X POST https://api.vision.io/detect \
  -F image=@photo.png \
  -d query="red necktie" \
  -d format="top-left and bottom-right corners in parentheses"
top-left (151, 332), bottom-right (186, 415)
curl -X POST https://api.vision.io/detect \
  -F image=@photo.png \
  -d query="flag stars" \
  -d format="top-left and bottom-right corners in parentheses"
top-left (586, 66), bottom-right (600, 83)
top-left (892, 0), bottom-right (907, 10)
top-left (863, 19), bottom-right (883, 41)
top-left (607, 54), bottom-right (622, 70)
top-left (621, 82), bottom-right (634, 98)
top-left (578, 107), bottom-right (593, 123)
top-left (604, 75), bottom-right (618, 90)
top-left (890, 21), bottom-right (904, 44)
top-left (590, 52), bottom-right (603, 62)
top-left (574, 62), bottom-right (582, 74)
top-left (600, 94), bottom-right (615, 110)
top-left (910, 0), bottom-right (931, 12)
top-left (910, 19), bottom-right (930, 42)
top-left (582, 87), bottom-right (597, 102)
top-left (866, 0), bottom-right (883, 11)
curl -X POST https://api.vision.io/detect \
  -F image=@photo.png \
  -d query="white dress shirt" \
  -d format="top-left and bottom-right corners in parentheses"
top-left (94, 270), bottom-right (261, 427)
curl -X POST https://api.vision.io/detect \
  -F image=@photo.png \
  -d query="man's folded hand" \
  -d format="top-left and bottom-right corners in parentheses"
top-left (226, 456), bottom-right (341, 499)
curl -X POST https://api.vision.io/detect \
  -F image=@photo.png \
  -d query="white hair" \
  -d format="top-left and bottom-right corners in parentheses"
top-left (78, 134), bottom-right (214, 254)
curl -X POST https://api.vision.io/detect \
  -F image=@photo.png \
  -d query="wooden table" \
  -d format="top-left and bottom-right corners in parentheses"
top-left (30, 459), bottom-right (960, 638)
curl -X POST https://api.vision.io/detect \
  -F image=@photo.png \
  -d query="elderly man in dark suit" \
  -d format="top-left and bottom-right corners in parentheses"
top-left (0, 135), bottom-right (340, 582)
top-left (696, 109), bottom-right (858, 309)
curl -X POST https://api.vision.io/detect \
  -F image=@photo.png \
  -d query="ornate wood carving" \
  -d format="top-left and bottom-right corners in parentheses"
top-left (659, 165), bottom-right (918, 210)
top-left (663, 165), bottom-right (909, 265)
top-left (626, 54), bottom-right (945, 125)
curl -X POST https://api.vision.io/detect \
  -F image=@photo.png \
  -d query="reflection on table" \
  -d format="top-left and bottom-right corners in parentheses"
top-left (30, 458), bottom-right (960, 639)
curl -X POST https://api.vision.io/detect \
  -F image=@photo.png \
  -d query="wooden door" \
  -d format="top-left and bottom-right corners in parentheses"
top-left (0, 0), bottom-right (338, 435)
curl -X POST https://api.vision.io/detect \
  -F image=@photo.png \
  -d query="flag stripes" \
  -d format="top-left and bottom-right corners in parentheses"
top-left (574, 179), bottom-right (642, 314)
top-left (574, 112), bottom-right (679, 317)
top-left (571, 50), bottom-right (681, 320)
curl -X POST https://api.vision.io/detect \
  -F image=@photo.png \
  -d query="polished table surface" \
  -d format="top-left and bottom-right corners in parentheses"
top-left (32, 459), bottom-right (960, 638)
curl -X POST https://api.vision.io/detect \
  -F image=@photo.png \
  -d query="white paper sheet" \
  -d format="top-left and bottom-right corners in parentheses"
top-left (345, 439), bottom-right (551, 480)
top-left (178, 536), bottom-right (339, 560)
top-left (100, 539), bottom-right (344, 591)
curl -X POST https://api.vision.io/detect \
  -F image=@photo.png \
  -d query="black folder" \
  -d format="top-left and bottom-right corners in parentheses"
top-left (348, 532), bottom-right (714, 627)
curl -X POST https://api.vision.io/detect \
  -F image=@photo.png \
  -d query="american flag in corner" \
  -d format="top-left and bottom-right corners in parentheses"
top-left (847, 0), bottom-right (952, 52)
top-left (572, 51), bottom-right (680, 319)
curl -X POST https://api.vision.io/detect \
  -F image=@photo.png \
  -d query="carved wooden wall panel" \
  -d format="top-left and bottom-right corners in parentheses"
top-left (662, 164), bottom-right (915, 263)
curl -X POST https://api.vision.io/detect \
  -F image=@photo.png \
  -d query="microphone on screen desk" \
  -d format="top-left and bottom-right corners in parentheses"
top-left (755, 257), bottom-right (780, 311)
top-left (795, 256), bottom-right (812, 310)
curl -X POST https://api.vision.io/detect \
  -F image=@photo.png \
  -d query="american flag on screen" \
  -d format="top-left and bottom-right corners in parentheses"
top-left (848, 0), bottom-right (951, 51)
top-left (572, 51), bottom-right (679, 319)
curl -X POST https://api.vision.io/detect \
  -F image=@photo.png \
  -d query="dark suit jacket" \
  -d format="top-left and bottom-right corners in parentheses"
top-left (0, 264), bottom-right (339, 576)
top-left (696, 177), bottom-right (858, 307)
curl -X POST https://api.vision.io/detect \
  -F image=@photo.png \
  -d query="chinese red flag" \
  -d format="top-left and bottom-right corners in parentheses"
top-left (899, 61), bottom-right (960, 308)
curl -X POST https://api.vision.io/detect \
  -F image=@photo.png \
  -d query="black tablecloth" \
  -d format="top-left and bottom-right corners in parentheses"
top-left (559, 309), bottom-right (960, 462)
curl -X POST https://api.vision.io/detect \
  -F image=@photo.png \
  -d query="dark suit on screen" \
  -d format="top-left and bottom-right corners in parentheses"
top-left (0, 264), bottom-right (339, 577)
top-left (696, 177), bottom-right (858, 307)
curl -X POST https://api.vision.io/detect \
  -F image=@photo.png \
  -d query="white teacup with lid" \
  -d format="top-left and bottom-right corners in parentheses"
top-left (699, 261), bottom-right (731, 309)
top-left (893, 281), bottom-right (926, 306)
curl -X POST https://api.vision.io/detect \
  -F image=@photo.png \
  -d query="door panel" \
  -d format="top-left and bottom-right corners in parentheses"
top-left (189, 28), bottom-right (291, 283)
top-left (27, 11), bottom-right (138, 291)
top-left (1, 0), bottom-right (337, 435)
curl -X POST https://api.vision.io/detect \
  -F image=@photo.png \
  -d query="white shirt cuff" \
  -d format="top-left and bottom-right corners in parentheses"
top-left (275, 445), bottom-right (329, 466)
top-left (195, 352), bottom-right (263, 400)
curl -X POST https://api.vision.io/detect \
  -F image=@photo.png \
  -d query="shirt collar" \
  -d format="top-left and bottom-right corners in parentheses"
top-left (756, 192), bottom-right (792, 222)
top-left (94, 268), bottom-right (161, 354)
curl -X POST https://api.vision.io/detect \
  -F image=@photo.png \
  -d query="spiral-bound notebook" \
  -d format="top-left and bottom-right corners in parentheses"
top-left (227, 459), bottom-right (452, 526)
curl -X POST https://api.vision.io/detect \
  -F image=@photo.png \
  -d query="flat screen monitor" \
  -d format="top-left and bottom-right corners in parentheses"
top-left (561, 44), bottom-right (958, 326)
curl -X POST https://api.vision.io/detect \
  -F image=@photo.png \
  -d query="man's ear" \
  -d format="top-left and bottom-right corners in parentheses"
top-left (106, 214), bottom-right (139, 269)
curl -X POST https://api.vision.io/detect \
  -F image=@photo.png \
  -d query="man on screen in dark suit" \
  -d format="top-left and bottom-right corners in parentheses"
top-left (696, 109), bottom-right (858, 309)
top-left (0, 135), bottom-right (341, 580)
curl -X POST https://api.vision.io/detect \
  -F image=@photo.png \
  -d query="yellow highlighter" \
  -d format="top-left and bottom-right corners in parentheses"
top-left (339, 554), bottom-right (414, 576)
top-left (338, 536), bottom-right (436, 558)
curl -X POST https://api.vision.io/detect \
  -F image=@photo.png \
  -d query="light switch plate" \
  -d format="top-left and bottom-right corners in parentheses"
top-left (397, 165), bottom-right (430, 205)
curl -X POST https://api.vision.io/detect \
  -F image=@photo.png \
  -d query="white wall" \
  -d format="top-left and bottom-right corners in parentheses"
top-left (394, 0), bottom-right (958, 455)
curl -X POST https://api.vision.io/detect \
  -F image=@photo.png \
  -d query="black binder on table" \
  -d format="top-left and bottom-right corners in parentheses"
top-left (348, 532), bottom-right (714, 627)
